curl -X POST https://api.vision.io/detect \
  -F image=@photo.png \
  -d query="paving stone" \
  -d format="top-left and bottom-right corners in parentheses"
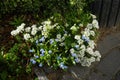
top-left (67, 65), bottom-right (91, 80)
top-left (62, 73), bottom-right (77, 80)
top-left (114, 70), bottom-right (120, 80)
top-left (34, 67), bottom-right (49, 80)
top-left (95, 48), bottom-right (120, 79)
top-left (87, 72), bottom-right (110, 80)
top-left (97, 32), bottom-right (120, 56)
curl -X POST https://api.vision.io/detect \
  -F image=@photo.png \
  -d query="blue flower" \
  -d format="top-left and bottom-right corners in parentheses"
top-left (36, 40), bottom-right (39, 44)
top-left (40, 49), bottom-right (45, 54)
top-left (34, 55), bottom-right (39, 58)
top-left (59, 62), bottom-right (68, 69)
top-left (71, 53), bottom-right (77, 57)
top-left (85, 38), bottom-right (90, 42)
top-left (55, 39), bottom-right (59, 42)
top-left (29, 49), bottom-right (34, 53)
top-left (40, 53), bottom-right (44, 56)
top-left (39, 63), bottom-right (43, 67)
top-left (57, 56), bottom-right (61, 60)
top-left (39, 36), bottom-right (45, 42)
top-left (75, 58), bottom-right (79, 63)
top-left (30, 59), bottom-right (36, 64)
top-left (82, 35), bottom-right (90, 42)
top-left (50, 39), bottom-right (54, 44)
top-left (75, 45), bottom-right (79, 49)
top-left (82, 35), bottom-right (86, 40)
top-left (48, 50), bottom-right (52, 54)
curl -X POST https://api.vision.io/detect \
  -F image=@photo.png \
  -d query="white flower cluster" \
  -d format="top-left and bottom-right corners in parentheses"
top-left (11, 23), bottom-right (25, 36)
top-left (10, 20), bottom-right (59, 40)
top-left (11, 23), bottom-right (38, 40)
top-left (69, 18), bottom-right (101, 67)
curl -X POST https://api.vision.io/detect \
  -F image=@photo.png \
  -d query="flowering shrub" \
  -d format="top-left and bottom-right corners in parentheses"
top-left (11, 14), bottom-right (101, 70)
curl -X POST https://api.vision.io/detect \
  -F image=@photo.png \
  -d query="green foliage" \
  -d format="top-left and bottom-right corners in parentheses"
top-left (0, 0), bottom-right (41, 14)
top-left (0, 43), bottom-right (33, 79)
top-left (9, 15), bottom-right (25, 27)
top-left (0, 0), bottom-right (94, 20)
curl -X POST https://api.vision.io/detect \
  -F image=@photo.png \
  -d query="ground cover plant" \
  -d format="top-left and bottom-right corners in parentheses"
top-left (0, 0), bottom-right (101, 79)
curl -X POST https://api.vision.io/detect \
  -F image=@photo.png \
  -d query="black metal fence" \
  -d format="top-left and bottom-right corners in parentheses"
top-left (91, 0), bottom-right (120, 28)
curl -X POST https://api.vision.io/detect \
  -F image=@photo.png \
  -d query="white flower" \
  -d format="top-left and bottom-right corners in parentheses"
top-left (90, 14), bottom-right (96, 19)
top-left (43, 27), bottom-right (47, 31)
top-left (86, 47), bottom-right (94, 55)
top-left (87, 23), bottom-right (93, 29)
top-left (88, 40), bottom-right (95, 49)
top-left (74, 35), bottom-right (80, 40)
top-left (70, 24), bottom-right (77, 31)
top-left (70, 48), bottom-right (75, 53)
top-left (42, 31), bottom-right (48, 38)
top-left (31, 24), bottom-right (37, 28)
top-left (77, 39), bottom-right (84, 45)
top-left (64, 33), bottom-right (67, 37)
top-left (78, 50), bottom-right (85, 58)
top-left (62, 36), bottom-right (65, 41)
top-left (92, 19), bottom-right (99, 29)
top-left (89, 57), bottom-right (96, 62)
top-left (83, 28), bottom-right (90, 37)
top-left (82, 57), bottom-right (95, 67)
top-left (94, 51), bottom-right (101, 61)
top-left (79, 23), bottom-right (83, 27)
top-left (31, 29), bottom-right (37, 36)
top-left (11, 30), bottom-right (19, 36)
top-left (90, 30), bottom-right (95, 36)
top-left (80, 57), bottom-right (91, 67)
top-left (80, 45), bottom-right (86, 51)
top-left (17, 23), bottom-right (25, 32)
top-left (38, 26), bottom-right (43, 31)
top-left (21, 23), bottom-right (26, 27)
top-left (25, 27), bottom-right (31, 32)
top-left (24, 33), bottom-right (31, 40)
top-left (52, 23), bottom-right (58, 28)
top-left (80, 57), bottom-right (96, 67)
top-left (59, 42), bottom-right (65, 46)
top-left (42, 20), bottom-right (51, 25)
top-left (31, 25), bottom-right (37, 35)
top-left (94, 51), bottom-right (101, 57)
top-left (56, 25), bottom-right (60, 29)
top-left (57, 34), bottom-right (61, 39)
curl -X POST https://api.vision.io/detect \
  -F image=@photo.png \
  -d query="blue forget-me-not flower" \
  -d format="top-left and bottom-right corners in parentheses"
top-left (34, 55), bottom-right (39, 58)
top-left (29, 49), bottom-right (34, 53)
top-left (36, 40), bottom-right (39, 44)
top-left (39, 36), bottom-right (45, 42)
top-left (39, 63), bottom-right (43, 67)
top-left (50, 39), bottom-right (54, 44)
top-left (75, 45), bottom-right (79, 49)
top-left (71, 53), bottom-right (77, 57)
top-left (30, 59), bottom-right (36, 64)
top-left (82, 35), bottom-right (90, 42)
top-left (59, 62), bottom-right (68, 69)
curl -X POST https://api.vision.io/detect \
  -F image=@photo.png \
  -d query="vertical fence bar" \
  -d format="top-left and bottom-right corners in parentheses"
top-left (91, 0), bottom-right (103, 23)
top-left (107, 0), bottom-right (119, 27)
top-left (100, 0), bottom-right (112, 27)
top-left (115, 0), bottom-right (120, 28)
